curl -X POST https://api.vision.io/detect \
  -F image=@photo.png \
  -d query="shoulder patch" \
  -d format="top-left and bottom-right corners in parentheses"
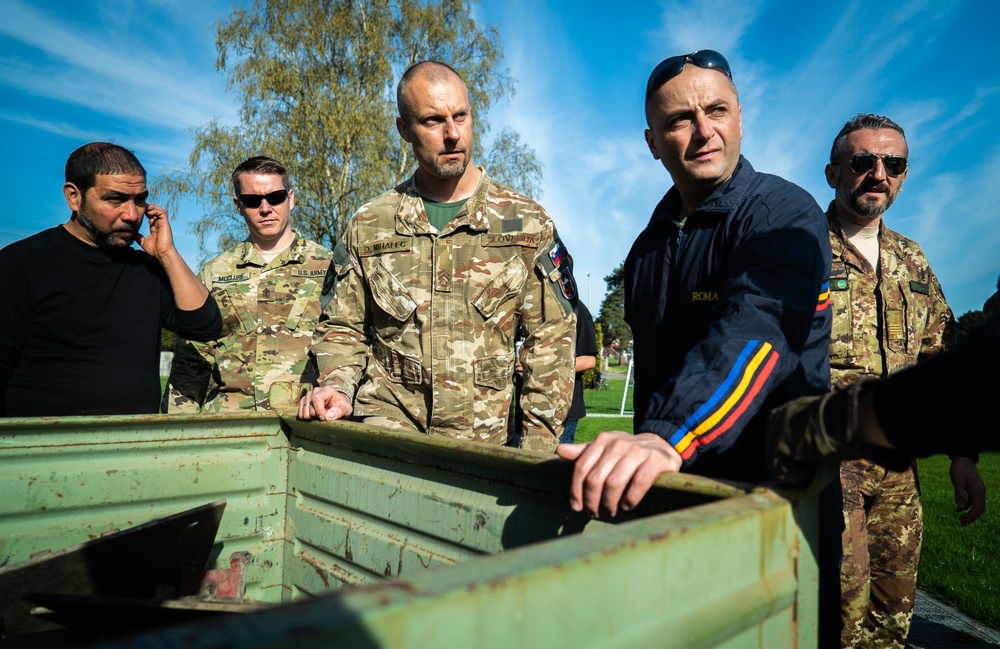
top-left (909, 280), bottom-right (929, 295)
top-left (538, 236), bottom-right (578, 315)
top-left (321, 243), bottom-right (350, 311)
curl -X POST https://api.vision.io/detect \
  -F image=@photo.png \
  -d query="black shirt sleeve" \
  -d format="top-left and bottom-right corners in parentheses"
top-left (156, 262), bottom-right (223, 342)
top-left (873, 310), bottom-right (1000, 457)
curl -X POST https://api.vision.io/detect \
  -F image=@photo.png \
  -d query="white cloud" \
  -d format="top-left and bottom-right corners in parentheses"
top-left (0, 1), bottom-right (237, 131)
top-left (648, 0), bottom-right (762, 56)
top-left (0, 110), bottom-right (109, 142)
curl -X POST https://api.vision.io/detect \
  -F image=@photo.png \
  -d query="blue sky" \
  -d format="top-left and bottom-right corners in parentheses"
top-left (2, 0), bottom-right (998, 317)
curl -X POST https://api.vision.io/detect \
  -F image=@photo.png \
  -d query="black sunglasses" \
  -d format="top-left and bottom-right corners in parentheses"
top-left (645, 50), bottom-right (733, 102)
top-left (844, 153), bottom-right (908, 176)
top-left (238, 189), bottom-right (288, 208)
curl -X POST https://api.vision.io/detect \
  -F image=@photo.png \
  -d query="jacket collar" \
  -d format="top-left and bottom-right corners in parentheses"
top-left (394, 166), bottom-right (492, 236)
top-left (237, 230), bottom-right (307, 267)
top-left (649, 155), bottom-right (754, 227)
top-left (825, 202), bottom-right (907, 266)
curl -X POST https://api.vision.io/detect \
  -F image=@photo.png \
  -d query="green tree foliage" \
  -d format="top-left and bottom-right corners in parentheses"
top-left (598, 262), bottom-right (632, 348)
top-left (482, 127), bottom-right (543, 200)
top-left (160, 0), bottom-right (541, 259)
top-left (956, 309), bottom-right (987, 342)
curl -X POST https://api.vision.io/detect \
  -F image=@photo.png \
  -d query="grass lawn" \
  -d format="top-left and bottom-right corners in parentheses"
top-left (580, 380), bottom-right (1000, 630)
top-left (577, 377), bottom-right (634, 442)
top-left (917, 453), bottom-right (1000, 629)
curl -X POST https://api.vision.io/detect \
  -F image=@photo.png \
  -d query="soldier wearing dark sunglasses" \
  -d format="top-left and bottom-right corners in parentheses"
top-left (165, 156), bottom-right (333, 412)
top-left (824, 113), bottom-right (986, 649)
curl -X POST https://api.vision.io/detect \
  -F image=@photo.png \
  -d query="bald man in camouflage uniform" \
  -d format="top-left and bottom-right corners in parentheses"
top-left (165, 156), bottom-right (332, 412)
top-left (824, 114), bottom-right (986, 648)
top-left (299, 61), bottom-right (576, 452)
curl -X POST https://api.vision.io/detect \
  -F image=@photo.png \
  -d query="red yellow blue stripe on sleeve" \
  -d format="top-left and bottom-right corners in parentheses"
top-left (816, 282), bottom-right (831, 312)
top-left (668, 340), bottom-right (779, 460)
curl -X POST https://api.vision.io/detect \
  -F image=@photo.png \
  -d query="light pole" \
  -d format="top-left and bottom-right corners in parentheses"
top-left (585, 272), bottom-right (591, 311)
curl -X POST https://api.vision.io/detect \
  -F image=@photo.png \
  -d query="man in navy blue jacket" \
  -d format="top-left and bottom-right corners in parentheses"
top-left (558, 49), bottom-right (836, 644)
top-left (559, 48), bottom-right (831, 506)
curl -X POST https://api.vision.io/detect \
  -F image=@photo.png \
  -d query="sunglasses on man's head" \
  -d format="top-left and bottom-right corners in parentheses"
top-left (238, 189), bottom-right (288, 208)
top-left (845, 153), bottom-right (908, 177)
top-left (645, 50), bottom-right (733, 102)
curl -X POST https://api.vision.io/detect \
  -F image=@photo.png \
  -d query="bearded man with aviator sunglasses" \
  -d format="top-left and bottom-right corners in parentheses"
top-left (165, 156), bottom-right (333, 412)
top-left (824, 114), bottom-right (986, 649)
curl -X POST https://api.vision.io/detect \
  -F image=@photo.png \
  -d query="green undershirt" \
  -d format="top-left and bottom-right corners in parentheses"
top-left (423, 198), bottom-right (469, 231)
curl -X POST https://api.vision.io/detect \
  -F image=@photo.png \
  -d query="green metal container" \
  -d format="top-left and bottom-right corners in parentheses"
top-left (0, 411), bottom-right (819, 648)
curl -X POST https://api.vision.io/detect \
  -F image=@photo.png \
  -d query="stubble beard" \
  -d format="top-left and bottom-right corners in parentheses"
top-left (434, 158), bottom-right (468, 179)
top-left (78, 198), bottom-right (134, 250)
top-left (843, 184), bottom-right (899, 219)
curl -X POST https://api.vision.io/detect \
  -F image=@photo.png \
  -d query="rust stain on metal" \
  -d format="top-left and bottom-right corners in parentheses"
top-left (648, 526), bottom-right (685, 543)
top-left (375, 580), bottom-right (420, 598)
top-left (473, 511), bottom-right (487, 531)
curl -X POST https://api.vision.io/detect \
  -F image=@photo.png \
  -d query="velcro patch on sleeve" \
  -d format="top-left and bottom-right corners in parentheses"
top-left (538, 236), bottom-right (578, 315)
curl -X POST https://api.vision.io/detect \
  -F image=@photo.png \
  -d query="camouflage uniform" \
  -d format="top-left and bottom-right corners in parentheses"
top-left (165, 232), bottom-right (333, 412)
top-left (827, 206), bottom-right (955, 648)
top-left (313, 168), bottom-right (576, 452)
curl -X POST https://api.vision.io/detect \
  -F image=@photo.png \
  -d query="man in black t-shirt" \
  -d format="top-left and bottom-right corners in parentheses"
top-left (561, 303), bottom-right (598, 444)
top-left (0, 142), bottom-right (221, 417)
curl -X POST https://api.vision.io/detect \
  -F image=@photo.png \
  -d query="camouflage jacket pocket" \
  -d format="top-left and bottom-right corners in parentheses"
top-left (886, 280), bottom-right (930, 357)
top-left (285, 280), bottom-right (322, 332)
top-left (473, 354), bottom-right (512, 391)
top-left (471, 256), bottom-right (528, 319)
top-left (212, 284), bottom-right (255, 337)
top-left (368, 261), bottom-right (417, 322)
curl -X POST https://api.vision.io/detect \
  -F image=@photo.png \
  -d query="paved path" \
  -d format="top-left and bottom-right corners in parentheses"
top-left (909, 589), bottom-right (1000, 648)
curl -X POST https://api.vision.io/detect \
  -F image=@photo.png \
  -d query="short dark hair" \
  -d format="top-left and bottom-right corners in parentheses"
top-left (830, 114), bottom-right (908, 163)
top-left (396, 60), bottom-right (465, 124)
top-left (232, 156), bottom-right (290, 195)
top-left (65, 142), bottom-right (146, 196)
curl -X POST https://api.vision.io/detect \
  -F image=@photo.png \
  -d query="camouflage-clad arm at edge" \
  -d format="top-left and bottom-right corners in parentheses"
top-left (518, 220), bottom-right (576, 453)
top-left (164, 263), bottom-right (217, 413)
top-left (311, 233), bottom-right (368, 399)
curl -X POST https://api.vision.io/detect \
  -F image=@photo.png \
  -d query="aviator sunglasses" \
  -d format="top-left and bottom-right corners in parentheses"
top-left (238, 189), bottom-right (289, 208)
top-left (645, 49), bottom-right (733, 102)
top-left (844, 153), bottom-right (908, 177)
